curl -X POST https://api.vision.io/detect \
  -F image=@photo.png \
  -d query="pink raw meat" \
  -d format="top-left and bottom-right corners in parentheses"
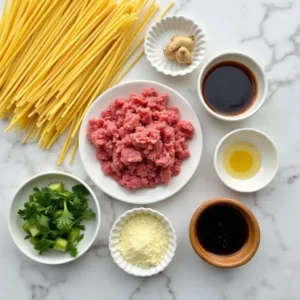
top-left (87, 88), bottom-right (194, 190)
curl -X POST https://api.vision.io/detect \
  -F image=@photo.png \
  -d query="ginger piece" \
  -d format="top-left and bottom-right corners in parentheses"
top-left (175, 46), bottom-right (193, 65)
top-left (163, 35), bottom-right (195, 65)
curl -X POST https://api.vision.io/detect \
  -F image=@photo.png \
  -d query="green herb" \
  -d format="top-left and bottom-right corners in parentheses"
top-left (72, 185), bottom-right (89, 197)
top-left (34, 238), bottom-right (55, 255)
top-left (77, 224), bottom-right (86, 231)
top-left (24, 234), bottom-right (31, 240)
top-left (56, 200), bottom-right (74, 230)
top-left (18, 183), bottom-right (96, 257)
top-left (68, 244), bottom-right (78, 257)
top-left (73, 209), bottom-right (96, 225)
top-left (77, 234), bottom-right (84, 243)
top-left (18, 202), bottom-right (40, 221)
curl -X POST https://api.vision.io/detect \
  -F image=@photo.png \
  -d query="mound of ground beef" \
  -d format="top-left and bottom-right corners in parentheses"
top-left (87, 88), bottom-right (194, 190)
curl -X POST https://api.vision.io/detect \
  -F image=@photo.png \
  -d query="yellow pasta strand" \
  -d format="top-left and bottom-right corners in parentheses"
top-left (0, 0), bottom-right (173, 165)
top-left (68, 138), bottom-right (79, 165)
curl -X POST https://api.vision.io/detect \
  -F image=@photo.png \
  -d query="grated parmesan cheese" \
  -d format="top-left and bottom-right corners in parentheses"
top-left (119, 214), bottom-right (168, 269)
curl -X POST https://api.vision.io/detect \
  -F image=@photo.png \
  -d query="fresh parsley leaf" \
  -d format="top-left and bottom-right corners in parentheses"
top-left (77, 224), bottom-right (85, 231)
top-left (48, 230), bottom-right (60, 239)
top-left (32, 187), bottom-right (62, 207)
top-left (59, 190), bottom-right (73, 200)
top-left (68, 196), bottom-right (83, 211)
top-left (37, 214), bottom-right (49, 228)
top-left (36, 215), bottom-right (50, 236)
top-left (48, 190), bottom-right (62, 200)
top-left (33, 187), bottom-right (53, 206)
top-left (34, 238), bottom-right (54, 255)
top-left (42, 205), bottom-right (54, 215)
top-left (18, 202), bottom-right (40, 220)
top-left (77, 234), bottom-right (84, 243)
top-left (68, 244), bottom-right (78, 257)
top-left (56, 201), bottom-right (74, 230)
top-left (73, 209), bottom-right (96, 225)
top-left (72, 185), bottom-right (89, 198)
top-left (82, 209), bottom-right (96, 220)
top-left (24, 234), bottom-right (31, 240)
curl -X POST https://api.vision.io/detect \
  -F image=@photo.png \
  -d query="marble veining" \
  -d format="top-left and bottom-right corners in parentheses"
top-left (1, 0), bottom-right (300, 299)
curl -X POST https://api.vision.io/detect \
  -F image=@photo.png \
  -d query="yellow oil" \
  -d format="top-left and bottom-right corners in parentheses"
top-left (223, 142), bottom-right (261, 179)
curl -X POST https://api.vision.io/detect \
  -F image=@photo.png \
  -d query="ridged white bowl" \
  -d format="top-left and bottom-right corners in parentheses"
top-left (109, 208), bottom-right (177, 276)
top-left (145, 16), bottom-right (206, 76)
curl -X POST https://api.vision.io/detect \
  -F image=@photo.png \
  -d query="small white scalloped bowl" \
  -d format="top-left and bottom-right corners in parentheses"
top-left (109, 208), bottom-right (177, 276)
top-left (145, 16), bottom-right (206, 76)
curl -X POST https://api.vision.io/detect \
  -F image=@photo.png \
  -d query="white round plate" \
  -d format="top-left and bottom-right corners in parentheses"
top-left (145, 16), bottom-right (206, 76)
top-left (109, 208), bottom-right (177, 277)
top-left (79, 80), bottom-right (203, 204)
top-left (8, 172), bottom-right (101, 265)
top-left (214, 129), bottom-right (278, 192)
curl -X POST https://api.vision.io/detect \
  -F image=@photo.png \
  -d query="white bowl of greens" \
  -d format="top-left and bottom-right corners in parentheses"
top-left (8, 172), bottom-right (101, 264)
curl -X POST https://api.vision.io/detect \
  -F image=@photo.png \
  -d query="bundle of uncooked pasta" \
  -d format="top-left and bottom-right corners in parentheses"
top-left (0, 0), bottom-right (173, 164)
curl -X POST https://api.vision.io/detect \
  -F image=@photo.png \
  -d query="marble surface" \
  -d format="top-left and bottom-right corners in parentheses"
top-left (1, 0), bottom-right (300, 299)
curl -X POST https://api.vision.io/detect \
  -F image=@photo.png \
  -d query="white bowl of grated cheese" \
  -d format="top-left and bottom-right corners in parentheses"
top-left (109, 208), bottom-right (177, 276)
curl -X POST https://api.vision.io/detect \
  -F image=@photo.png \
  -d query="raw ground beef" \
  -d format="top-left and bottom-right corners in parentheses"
top-left (87, 88), bottom-right (194, 190)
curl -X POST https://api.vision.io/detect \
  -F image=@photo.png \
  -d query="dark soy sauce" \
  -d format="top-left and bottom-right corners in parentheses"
top-left (202, 61), bottom-right (257, 116)
top-left (196, 205), bottom-right (249, 255)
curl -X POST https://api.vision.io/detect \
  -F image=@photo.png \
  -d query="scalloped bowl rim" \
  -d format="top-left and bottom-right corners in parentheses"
top-left (109, 208), bottom-right (177, 276)
top-left (145, 16), bottom-right (206, 76)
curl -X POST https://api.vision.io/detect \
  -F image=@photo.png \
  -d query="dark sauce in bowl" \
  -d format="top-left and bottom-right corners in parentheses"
top-left (202, 61), bottom-right (257, 116)
top-left (196, 204), bottom-right (249, 255)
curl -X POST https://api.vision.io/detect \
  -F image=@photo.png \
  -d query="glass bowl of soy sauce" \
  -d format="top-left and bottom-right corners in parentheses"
top-left (197, 52), bottom-right (267, 121)
top-left (189, 198), bottom-right (260, 268)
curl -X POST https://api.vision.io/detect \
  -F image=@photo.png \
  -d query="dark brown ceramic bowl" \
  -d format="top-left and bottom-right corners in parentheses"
top-left (189, 198), bottom-right (260, 268)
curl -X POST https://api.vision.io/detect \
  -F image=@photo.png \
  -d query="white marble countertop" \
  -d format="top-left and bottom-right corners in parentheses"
top-left (1, 0), bottom-right (300, 299)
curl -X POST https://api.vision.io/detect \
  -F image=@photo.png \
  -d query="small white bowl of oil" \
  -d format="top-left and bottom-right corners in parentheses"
top-left (214, 128), bottom-right (278, 193)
